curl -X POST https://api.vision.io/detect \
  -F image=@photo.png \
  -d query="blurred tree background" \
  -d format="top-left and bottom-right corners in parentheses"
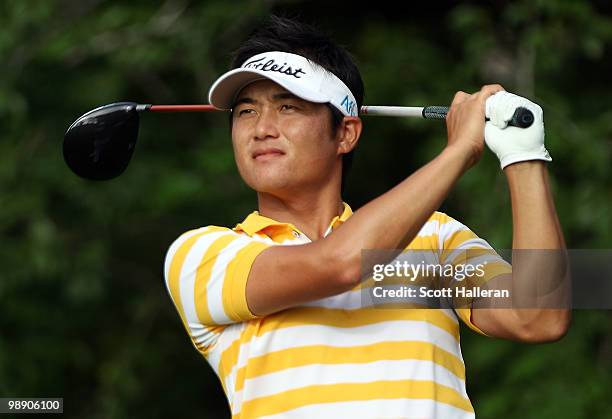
top-left (1, 0), bottom-right (611, 417)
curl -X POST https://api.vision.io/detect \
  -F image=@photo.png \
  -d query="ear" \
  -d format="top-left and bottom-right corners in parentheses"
top-left (336, 116), bottom-right (362, 156)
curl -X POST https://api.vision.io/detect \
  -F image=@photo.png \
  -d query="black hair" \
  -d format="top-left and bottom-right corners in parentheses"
top-left (229, 15), bottom-right (364, 192)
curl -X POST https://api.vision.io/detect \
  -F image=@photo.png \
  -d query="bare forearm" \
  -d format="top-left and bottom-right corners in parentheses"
top-left (472, 161), bottom-right (571, 341)
top-left (506, 161), bottom-right (570, 303)
top-left (507, 160), bottom-right (569, 305)
top-left (505, 161), bottom-right (565, 249)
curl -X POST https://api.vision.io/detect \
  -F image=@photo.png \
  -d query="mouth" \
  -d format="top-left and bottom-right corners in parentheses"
top-left (252, 148), bottom-right (285, 160)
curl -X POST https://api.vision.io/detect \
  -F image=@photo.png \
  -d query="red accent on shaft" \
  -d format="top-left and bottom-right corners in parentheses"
top-left (148, 105), bottom-right (220, 112)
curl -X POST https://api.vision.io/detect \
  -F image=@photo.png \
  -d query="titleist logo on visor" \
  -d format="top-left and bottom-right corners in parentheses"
top-left (242, 57), bottom-right (306, 78)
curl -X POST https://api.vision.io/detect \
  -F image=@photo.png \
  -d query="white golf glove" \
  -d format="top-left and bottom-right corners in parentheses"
top-left (484, 91), bottom-right (552, 169)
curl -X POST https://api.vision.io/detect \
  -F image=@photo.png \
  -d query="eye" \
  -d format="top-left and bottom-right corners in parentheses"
top-left (280, 104), bottom-right (297, 111)
top-left (237, 108), bottom-right (255, 116)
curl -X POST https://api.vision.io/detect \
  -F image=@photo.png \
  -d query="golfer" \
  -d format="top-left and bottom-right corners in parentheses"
top-left (164, 16), bottom-right (570, 418)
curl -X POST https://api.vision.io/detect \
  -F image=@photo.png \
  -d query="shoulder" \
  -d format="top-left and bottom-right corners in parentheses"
top-left (166, 225), bottom-right (240, 251)
top-left (163, 226), bottom-right (243, 268)
top-left (163, 224), bottom-right (273, 271)
top-left (416, 211), bottom-right (468, 236)
top-left (420, 211), bottom-right (485, 250)
top-left (427, 211), bottom-right (473, 233)
top-left (428, 211), bottom-right (461, 225)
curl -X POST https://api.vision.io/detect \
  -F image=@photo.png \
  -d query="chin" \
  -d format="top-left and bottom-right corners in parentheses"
top-left (245, 174), bottom-right (294, 194)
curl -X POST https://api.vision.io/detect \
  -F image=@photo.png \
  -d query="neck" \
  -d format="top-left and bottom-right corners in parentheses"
top-left (256, 183), bottom-right (344, 241)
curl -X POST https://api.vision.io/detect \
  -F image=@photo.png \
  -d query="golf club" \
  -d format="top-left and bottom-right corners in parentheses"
top-left (63, 102), bottom-right (534, 181)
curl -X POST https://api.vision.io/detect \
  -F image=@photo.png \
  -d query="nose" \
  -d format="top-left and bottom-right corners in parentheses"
top-left (254, 108), bottom-right (280, 141)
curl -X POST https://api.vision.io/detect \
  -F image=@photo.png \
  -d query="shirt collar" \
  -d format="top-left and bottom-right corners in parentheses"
top-left (233, 202), bottom-right (353, 238)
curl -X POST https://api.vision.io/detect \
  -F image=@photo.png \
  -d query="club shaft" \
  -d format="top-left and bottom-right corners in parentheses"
top-left (143, 104), bottom-right (446, 118)
top-left (147, 104), bottom-right (218, 112)
top-left (361, 106), bottom-right (423, 117)
top-left (140, 104), bottom-right (533, 127)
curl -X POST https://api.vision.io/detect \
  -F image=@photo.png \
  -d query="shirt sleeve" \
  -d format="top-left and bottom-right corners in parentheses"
top-left (434, 212), bottom-right (512, 336)
top-left (163, 226), bottom-right (271, 351)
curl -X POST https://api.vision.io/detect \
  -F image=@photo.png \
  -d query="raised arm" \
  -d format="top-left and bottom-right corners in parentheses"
top-left (469, 92), bottom-right (571, 341)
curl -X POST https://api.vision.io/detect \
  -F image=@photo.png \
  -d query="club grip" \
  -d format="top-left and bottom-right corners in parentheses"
top-left (421, 106), bottom-right (448, 120)
top-left (422, 106), bottom-right (534, 128)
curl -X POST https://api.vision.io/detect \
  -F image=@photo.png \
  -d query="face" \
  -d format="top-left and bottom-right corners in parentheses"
top-left (231, 79), bottom-right (343, 194)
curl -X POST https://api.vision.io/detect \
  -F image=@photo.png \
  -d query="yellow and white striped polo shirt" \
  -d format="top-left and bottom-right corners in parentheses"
top-left (164, 203), bottom-right (511, 418)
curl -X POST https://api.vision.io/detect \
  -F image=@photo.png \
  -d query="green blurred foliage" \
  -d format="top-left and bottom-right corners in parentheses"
top-left (0, 0), bottom-right (610, 418)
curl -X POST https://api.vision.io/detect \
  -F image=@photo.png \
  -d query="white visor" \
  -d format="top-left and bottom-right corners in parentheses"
top-left (208, 51), bottom-right (358, 117)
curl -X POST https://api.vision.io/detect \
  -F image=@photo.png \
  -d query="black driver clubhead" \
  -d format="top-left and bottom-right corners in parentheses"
top-left (63, 102), bottom-right (140, 180)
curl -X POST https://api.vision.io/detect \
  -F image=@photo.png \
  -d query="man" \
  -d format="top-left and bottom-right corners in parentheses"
top-left (164, 16), bottom-right (570, 418)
